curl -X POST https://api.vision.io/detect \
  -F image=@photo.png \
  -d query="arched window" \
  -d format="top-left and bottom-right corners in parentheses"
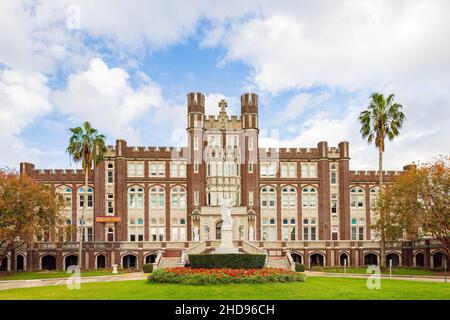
top-left (171, 186), bottom-right (186, 209)
top-left (137, 218), bottom-right (144, 225)
top-left (56, 186), bottom-right (72, 209)
top-left (128, 187), bottom-right (144, 209)
top-left (281, 186), bottom-right (297, 208)
top-left (370, 187), bottom-right (378, 208)
top-left (302, 187), bottom-right (317, 208)
top-left (150, 187), bottom-right (165, 209)
top-left (261, 186), bottom-right (276, 208)
top-left (350, 187), bottom-right (365, 208)
top-left (78, 187), bottom-right (93, 208)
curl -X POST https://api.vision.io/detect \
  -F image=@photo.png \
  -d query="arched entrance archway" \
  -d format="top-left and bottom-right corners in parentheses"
top-left (16, 255), bottom-right (25, 271)
top-left (415, 252), bottom-right (425, 267)
top-left (309, 253), bottom-right (324, 267)
top-left (339, 253), bottom-right (350, 266)
top-left (0, 257), bottom-right (8, 272)
top-left (291, 253), bottom-right (302, 264)
top-left (122, 255), bottom-right (137, 269)
top-left (386, 253), bottom-right (400, 267)
top-left (364, 253), bottom-right (378, 266)
top-left (216, 221), bottom-right (222, 240)
top-left (64, 255), bottom-right (78, 270)
top-left (432, 252), bottom-right (444, 269)
top-left (41, 255), bottom-right (56, 270)
top-left (145, 254), bottom-right (157, 264)
top-left (96, 255), bottom-right (106, 269)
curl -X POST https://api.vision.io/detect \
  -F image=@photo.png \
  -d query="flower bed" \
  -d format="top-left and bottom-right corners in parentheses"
top-left (147, 267), bottom-right (305, 285)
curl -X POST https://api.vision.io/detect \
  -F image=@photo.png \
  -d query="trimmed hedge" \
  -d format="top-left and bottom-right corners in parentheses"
top-left (189, 254), bottom-right (266, 269)
top-left (142, 263), bottom-right (153, 273)
top-left (295, 263), bottom-right (305, 272)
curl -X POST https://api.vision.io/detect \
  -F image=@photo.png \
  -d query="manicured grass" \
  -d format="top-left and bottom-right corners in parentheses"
top-left (0, 269), bottom-right (124, 280)
top-left (0, 277), bottom-right (448, 300)
top-left (310, 267), bottom-right (443, 276)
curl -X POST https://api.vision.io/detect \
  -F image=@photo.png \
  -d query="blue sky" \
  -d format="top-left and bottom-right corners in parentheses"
top-left (1, 0), bottom-right (449, 171)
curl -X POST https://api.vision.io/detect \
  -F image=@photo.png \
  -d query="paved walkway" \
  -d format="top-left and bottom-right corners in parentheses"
top-left (305, 271), bottom-right (449, 283)
top-left (0, 272), bottom-right (147, 291)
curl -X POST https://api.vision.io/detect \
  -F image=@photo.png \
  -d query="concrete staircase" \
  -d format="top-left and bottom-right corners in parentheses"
top-left (266, 256), bottom-right (290, 270)
top-left (157, 257), bottom-right (183, 269)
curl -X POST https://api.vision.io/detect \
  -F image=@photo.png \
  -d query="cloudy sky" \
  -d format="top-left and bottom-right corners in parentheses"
top-left (1, 0), bottom-right (449, 171)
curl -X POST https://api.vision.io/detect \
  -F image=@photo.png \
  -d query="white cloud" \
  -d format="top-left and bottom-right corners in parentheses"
top-left (0, 69), bottom-right (52, 167)
top-left (52, 58), bottom-right (163, 144)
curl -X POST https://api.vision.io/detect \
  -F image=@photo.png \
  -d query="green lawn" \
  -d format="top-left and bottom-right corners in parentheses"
top-left (0, 269), bottom-right (125, 280)
top-left (310, 267), bottom-right (443, 276)
top-left (0, 277), bottom-right (448, 300)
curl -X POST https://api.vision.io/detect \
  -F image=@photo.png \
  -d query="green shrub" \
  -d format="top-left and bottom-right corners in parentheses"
top-left (188, 254), bottom-right (266, 269)
top-left (147, 268), bottom-right (305, 285)
top-left (295, 263), bottom-right (305, 272)
top-left (142, 263), bottom-right (153, 273)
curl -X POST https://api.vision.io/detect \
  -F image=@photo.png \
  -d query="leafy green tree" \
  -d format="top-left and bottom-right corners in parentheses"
top-left (0, 168), bottom-right (62, 265)
top-left (67, 121), bottom-right (107, 268)
top-left (359, 92), bottom-right (405, 267)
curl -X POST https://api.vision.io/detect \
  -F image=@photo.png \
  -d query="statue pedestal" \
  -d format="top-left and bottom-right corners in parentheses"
top-left (214, 227), bottom-right (238, 254)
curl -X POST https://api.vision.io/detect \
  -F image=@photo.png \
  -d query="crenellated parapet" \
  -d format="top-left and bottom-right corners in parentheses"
top-left (349, 170), bottom-right (402, 183)
top-left (20, 162), bottom-right (93, 182)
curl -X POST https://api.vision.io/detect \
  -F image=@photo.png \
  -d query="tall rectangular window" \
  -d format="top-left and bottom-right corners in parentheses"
top-left (248, 138), bottom-right (253, 151)
top-left (193, 137), bottom-right (199, 150)
top-left (107, 171), bottom-right (114, 183)
top-left (248, 191), bottom-right (254, 206)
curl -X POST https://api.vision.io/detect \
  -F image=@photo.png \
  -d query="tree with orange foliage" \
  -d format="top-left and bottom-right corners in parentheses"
top-left (0, 168), bottom-right (63, 265)
top-left (377, 156), bottom-right (450, 260)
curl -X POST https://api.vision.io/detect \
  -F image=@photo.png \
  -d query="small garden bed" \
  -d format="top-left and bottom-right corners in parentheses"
top-left (148, 267), bottom-right (305, 285)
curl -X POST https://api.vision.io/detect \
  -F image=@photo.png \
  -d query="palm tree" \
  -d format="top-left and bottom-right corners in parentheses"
top-left (359, 92), bottom-right (405, 268)
top-left (66, 121), bottom-right (107, 269)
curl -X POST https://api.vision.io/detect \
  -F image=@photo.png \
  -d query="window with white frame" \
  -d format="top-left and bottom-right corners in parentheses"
top-left (170, 218), bottom-right (186, 241)
top-left (301, 162), bottom-right (317, 178)
top-left (331, 193), bottom-right (338, 214)
top-left (129, 217), bottom-right (144, 241)
top-left (56, 186), bottom-right (72, 209)
top-left (302, 186), bottom-right (317, 208)
top-left (260, 162), bottom-right (276, 177)
top-left (149, 162), bottom-right (165, 177)
top-left (281, 186), bottom-right (297, 208)
top-left (248, 191), bottom-right (254, 206)
top-left (128, 161), bottom-right (144, 177)
top-left (207, 135), bottom-right (221, 146)
top-left (248, 137), bottom-right (253, 151)
top-left (150, 187), bottom-right (165, 209)
top-left (370, 188), bottom-right (378, 209)
top-left (150, 218), bottom-right (165, 241)
top-left (262, 218), bottom-right (277, 240)
top-left (170, 162), bottom-right (187, 177)
top-left (193, 137), bottom-right (199, 150)
top-left (78, 187), bottom-right (93, 208)
top-left (226, 135), bottom-right (239, 147)
top-left (261, 186), bottom-right (276, 208)
top-left (107, 193), bottom-right (114, 214)
top-left (248, 161), bottom-right (254, 173)
top-left (281, 163), bottom-right (297, 178)
top-left (351, 218), bottom-right (365, 240)
top-left (350, 187), bottom-right (365, 208)
top-left (303, 217), bottom-right (317, 240)
top-left (282, 218), bottom-right (296, 241)
top-left (106, 163), bottom-right (114, 184)
top-left (128, 187), bottom-right (144, 209)
top-left (330, 163), bottom-right (337, 185)
top-left (171, 186), bottom-right (186, 209)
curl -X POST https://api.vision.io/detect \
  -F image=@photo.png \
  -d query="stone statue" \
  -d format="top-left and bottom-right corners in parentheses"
top-left (249, 226), bottom-right (254, 241)
top-left (193, 226), bottom-right (200, 242)
top-left (219, 196), bottom-right (234, 230)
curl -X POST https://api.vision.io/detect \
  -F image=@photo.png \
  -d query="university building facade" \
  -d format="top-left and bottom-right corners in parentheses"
top-left (1, 92), bottom-right (447, 272)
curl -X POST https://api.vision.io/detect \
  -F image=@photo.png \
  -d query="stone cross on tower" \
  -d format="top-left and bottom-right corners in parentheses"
top-left (218, 99), bottom-right (228, 129)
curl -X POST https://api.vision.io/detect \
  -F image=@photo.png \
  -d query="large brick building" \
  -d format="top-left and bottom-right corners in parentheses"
top-left (2, 92), bottom-right (447, 272)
